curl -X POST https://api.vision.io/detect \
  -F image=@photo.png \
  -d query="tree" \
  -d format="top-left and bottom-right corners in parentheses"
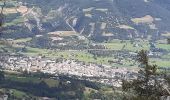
top-left (0, 70), bottom-right (5, 81)
top-left (30, 35), bottom-right (51, 49)
top-left (0, 0), bottom-right (6, 27)
top-left (0, 0), bottom-right (6, 40)
top-left (167, 38), bottom-right (170, 44)
top-left (122, 50), bottom-right (170, 100)
top-left (0, 0), bottom-right (6, 84)
top-left (137, 50), bottom-right (149, 66)
top-left (0, 0), bottom-right (5, 77)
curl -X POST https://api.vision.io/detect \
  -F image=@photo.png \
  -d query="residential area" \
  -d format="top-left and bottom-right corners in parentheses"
top-left (0, 54), bottom-right (138, 87)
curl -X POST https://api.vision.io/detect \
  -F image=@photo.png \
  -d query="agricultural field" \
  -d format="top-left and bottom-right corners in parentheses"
top-left (156, 44), bottom-right (170, 51)
top-left (150, 59), bottom-right (170, 67)
top-left (100, 39), bottom-right (150, 52)
top-left (1, 37), bottom-right (170, 68)
top-left (0, 88), bottom-right (30, 99)
top-left (4, 16), bottom-right (24, 27)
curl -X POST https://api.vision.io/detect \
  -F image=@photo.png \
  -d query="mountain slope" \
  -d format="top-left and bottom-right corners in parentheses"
top-left (2, 0), bottom-right (170, 42)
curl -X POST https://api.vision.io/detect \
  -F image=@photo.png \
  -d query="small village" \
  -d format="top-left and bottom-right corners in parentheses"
top-left (0, 54), bottom-right (138, 87)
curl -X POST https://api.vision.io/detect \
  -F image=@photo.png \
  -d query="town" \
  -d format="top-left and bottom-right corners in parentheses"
top-left (0, 54), bottom-right (138, 87)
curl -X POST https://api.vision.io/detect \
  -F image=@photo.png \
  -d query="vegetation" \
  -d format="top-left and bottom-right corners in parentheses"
top-left (0, 71), bottom-right (119, 99)
top-left (168, 38), bottom-right (170, 44)
top-left (0, 0), bottom-right (170, 99)
top-left (122, 50), bottom-right (170, 100)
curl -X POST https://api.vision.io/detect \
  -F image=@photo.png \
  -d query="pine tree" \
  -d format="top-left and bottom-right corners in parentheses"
top-left (122, 50), bottom-right (170, 100)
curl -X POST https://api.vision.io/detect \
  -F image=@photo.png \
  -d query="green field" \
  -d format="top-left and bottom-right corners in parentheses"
top-left (0, 71), bottom-right (113, 100)
top-left (100, 39), bottom-right (149, 52)
top-left (150, 59), bottom-right (170, 67)
top-left (1, 38), bottom-right (170, 67)
top-left (0, 88), bottom-right (29, 99)
top-left (157, 44), bottom-right (170, 51)
top-left (4, 17), bottom-right (24, 27)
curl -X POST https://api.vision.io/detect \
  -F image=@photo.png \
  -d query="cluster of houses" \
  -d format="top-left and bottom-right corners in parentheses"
top-left (0, 54), bottom-right (138, 86)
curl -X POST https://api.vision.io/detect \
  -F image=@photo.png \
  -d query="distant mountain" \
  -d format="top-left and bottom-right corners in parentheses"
top-left (2, 0), bottom-right (170, 42)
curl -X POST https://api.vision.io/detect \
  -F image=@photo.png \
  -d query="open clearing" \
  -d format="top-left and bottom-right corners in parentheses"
top-left (131, 15), bottom-right (154, 24)
top-left (48, 31), bottom-right (77, 37)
